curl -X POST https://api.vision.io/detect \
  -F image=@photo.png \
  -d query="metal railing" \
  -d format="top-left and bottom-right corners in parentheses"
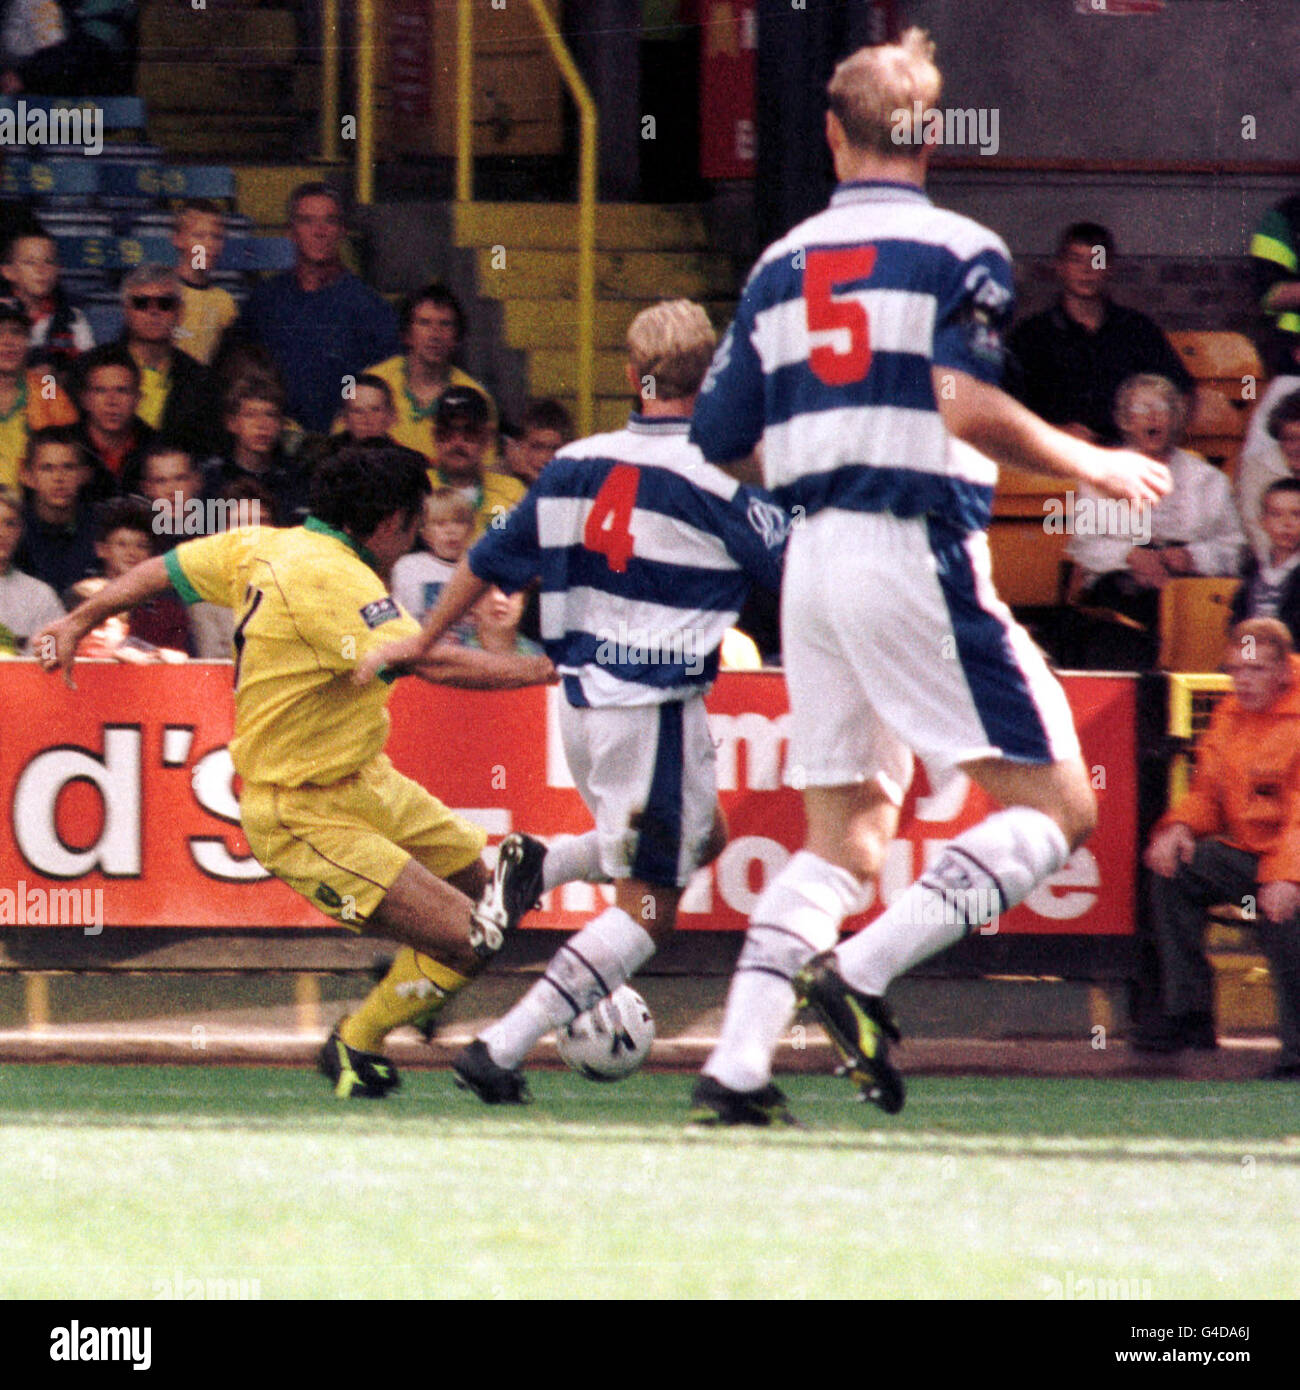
top-left (455, 0), bottom-right (598, 437)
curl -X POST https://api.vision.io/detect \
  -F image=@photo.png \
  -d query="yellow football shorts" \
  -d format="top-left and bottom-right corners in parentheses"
top-left (240, 753), bottom-right (487, 929)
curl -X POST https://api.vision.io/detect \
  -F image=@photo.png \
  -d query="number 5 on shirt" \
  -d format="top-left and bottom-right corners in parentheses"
top-left (804, 245), bottom-right (877, 387)
top-left (583, 464), bottom-right (639, 573)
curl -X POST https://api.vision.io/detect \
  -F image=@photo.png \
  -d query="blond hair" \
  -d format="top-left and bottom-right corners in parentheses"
top-left (827, 28), bottom-right (941, 156)
top-left (424, 486), bottom-right (475, 526)
top-left (627, 300), bottom-right (717, 402)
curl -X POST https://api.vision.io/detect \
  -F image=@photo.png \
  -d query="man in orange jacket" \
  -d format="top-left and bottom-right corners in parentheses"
top-left (1140, 618), bottom-right (1300, 1076)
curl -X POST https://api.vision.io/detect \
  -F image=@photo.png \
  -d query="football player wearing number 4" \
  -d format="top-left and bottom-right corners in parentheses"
top-left (357, 300), bottom-right (790, 1103)
top-left (687, 30), bottom-right (1172, 1124)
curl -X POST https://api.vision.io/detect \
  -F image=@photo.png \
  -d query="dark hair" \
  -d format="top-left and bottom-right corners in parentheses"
top-left (309, 440), bottom-right (431, 541)
top-left (24, 424), bottom-right (84, 472)
top-left (1263, 477), bottom-right (1300, 504)
top-left (94, 494), bottom-right (154, 544)
top-left (217, 475), bottom-right (277, 528)
top-left (1057, 221), bottom-right (1115, 258)
top-left (520, 397), bottom-right (574, 441)
top-left (399, 281), bottom-right (466, 341)
top-left (352, 373), bottom-right (394, 406)
top-left (177, 199), bottom-right (226, 222)
top-left (1266, 388), bottom-right (1300, 440)
top-left (288, 181), bottom-right (346, 221)
top-left (1, 226), bottom-right (55, 263)
top-left (223, 372), bottom-right (286, 420)
top-left (140, 441), bottom-right (197, 476)
top-left (77, 343), bottom-right (140, 394)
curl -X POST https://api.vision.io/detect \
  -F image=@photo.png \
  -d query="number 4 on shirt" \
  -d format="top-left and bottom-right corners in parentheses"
top-left (584, 464), bottom-right (639, 572)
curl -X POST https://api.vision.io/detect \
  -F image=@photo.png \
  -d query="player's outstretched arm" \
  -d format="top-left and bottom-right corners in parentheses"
top-left (411, 642), bottom-right (556, 691)
top-left (353, 556), bottom-right (491, 686)
top-left (934, 367), bottom-right (1172, 504)
top-left (33, 557), bottom-right (174, 688)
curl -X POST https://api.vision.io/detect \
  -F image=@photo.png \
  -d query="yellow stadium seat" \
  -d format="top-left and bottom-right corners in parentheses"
top-left (1157, 577), bottom-right (1241, 672)
top-left (1168, 331), bottom-right (1262, 383)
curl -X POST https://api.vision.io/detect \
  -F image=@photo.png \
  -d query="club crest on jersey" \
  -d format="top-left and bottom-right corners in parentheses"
top-left (747, 497), bottom-right (790, 549)
top-left (359, 597), bottom-right (401, 629)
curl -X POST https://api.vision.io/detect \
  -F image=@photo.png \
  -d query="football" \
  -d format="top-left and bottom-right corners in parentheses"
top-left (555, 985), bottom-right (656, 1082)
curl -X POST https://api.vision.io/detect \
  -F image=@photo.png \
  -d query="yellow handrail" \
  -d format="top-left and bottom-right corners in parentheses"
top-left (356, 0), bottom-right (378, 204)
top-left (455, 0), bottom-right (598, 437)
top-left (319, 0), bottom-right (340, 163)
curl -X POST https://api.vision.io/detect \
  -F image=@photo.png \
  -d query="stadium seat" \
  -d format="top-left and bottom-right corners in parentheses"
top-left (988, 468), bottom-right (1071, 606)
top-left (0, 156), bottom-right (97, 204)
top-left (1170, 332), bottom-right (1263, 471)
top-left (1157, 577), bottom-right (1241, 673)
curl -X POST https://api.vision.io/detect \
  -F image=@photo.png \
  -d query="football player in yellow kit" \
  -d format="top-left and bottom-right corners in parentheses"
top-left (35, 440), bottom-right (554, 1098)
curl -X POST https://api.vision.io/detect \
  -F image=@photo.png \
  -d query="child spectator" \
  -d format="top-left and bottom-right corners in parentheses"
top-left (0, 483), bottom-right (62, 655)
top-left (73, 344), bottom-right (154, 497)
top-left (1237, 386), bottom-right (1300, 562)
top-left (138, 444), bottom-right (207, 545)
top-left (504, 397), bottom-right (573, 486)
top-left (338, 373), bottom-right (397, 444)
top-left (203, 375), bottom-right (306, 526)
top-left (1, 228), bottom-right (93, 373)
top-left (1231, 478), bottom-right (1300, 645)
top-left (172, 200), bottom-right (238, 367)
top-left (391, 486), bottom-right (475, 623)
top-left (64, 496), bottom-right (189, 659)
top-left (0, 297), bottom-right (77, 488)
top-left (14, 426), bottom-right (97, 594)
top-left (465, 584), bottom-right (543, 657)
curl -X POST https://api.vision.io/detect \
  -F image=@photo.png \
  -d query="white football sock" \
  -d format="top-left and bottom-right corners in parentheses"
top-left (837, 807), bottom-right (1070, 997)
top-left (540, 832), bottom-right (609, 891)
top-left (704, 851), bottom-right (867, 1093)
top-left (481, 905), bottom-right (655, 1069)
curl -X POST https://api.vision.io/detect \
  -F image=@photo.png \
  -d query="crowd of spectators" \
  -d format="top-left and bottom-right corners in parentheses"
top-left (0, 179), bottom-right (575, 662)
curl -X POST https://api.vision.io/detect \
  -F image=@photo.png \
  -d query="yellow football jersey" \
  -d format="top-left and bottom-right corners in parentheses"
top-left (164, 518), bottom-right (421, 787)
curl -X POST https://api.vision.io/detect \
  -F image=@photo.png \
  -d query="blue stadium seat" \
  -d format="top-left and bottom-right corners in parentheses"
top-left (0, 156), bottom-right (97, 203)
top-left (0, 96), bottom-right (147, 137)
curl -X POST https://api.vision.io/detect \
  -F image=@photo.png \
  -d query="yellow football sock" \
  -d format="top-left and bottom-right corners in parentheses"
top-left (339, 948), bottom-right (468, 1053)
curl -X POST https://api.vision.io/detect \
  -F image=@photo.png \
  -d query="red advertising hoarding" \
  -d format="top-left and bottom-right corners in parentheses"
top-left (0, 666), bottom-right (1137, 934)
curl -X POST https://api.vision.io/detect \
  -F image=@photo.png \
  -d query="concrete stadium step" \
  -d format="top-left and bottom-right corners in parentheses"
top-left (140, 5), bottom-right (297, 55)
top-left (454, 200), bottom-right (709, 251)
top-left (501, 296), bottom-right (736, 348)
top-left (553, 396), bottom-right (634, 433)
top-left (529, 348), bottom-right (632, 396)
top-left (473, 247), bottom-right (734, 300)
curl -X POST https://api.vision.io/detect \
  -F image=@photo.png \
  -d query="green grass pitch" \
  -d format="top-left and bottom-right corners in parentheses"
top-left (2, 1065), bottom-right (1297, 1300)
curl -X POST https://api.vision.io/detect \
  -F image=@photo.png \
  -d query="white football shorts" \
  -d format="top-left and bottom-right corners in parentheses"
top-left (781, 508), bottom-right (1081, 802)
top-left (559, 694), bottom-right (720, 888)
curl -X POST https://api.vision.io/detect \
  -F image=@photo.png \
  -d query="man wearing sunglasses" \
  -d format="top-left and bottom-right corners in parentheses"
top-left (114, 264), bottom-right (217, 457)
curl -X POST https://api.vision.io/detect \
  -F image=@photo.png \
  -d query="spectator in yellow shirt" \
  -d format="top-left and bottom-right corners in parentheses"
top-left (364, 282), bottom-right (499, 470)
top-left (172, 199), bottom-right (239, 367)
top-left (432, 386), bottom-right (522, 538)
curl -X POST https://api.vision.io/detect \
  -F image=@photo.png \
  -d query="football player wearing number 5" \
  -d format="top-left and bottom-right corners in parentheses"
top-left (357, 301), bottom-right (790, 1103)
top-left (687, 30), bottom-right (1173, 1124)
top-left (34, 441), bottom-right (557, 1100)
